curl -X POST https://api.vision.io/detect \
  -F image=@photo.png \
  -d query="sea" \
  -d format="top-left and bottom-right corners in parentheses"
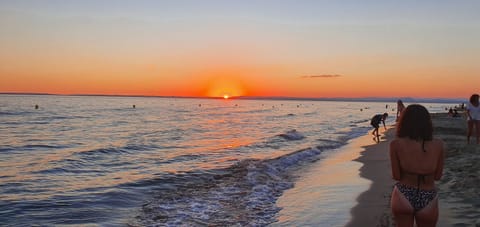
top-left (0, 95), bottom-right (458, 226)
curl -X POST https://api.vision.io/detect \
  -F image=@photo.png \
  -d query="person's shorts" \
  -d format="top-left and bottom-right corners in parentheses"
top-left (371, 122), bottom-right (379, 129)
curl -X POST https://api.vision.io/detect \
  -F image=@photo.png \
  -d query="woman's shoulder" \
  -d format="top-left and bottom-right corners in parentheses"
top-left (467, 102), bottom-right (480, 109)
top-left (431, 138), bottom-right (445, 145)
top-left (390, 137), bottom-right (401, 144)
top-left (390, 138), bottom-right (444, 148)
top-left (430, 138), bottom-right (445, 152)
top-left (390, 137), bottom-right (407, 148)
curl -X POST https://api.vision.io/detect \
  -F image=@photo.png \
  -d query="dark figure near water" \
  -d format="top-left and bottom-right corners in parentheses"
top-left (35, 104), bottom-right (39, 109)
top-left (133, 105), bottom-right (136, 109)
top-left (447, 108), bottom-right (454, 117)
top-left (453, 109), bottom-right (459, 117)
top-left (370, 113), bottom-right (388, 143)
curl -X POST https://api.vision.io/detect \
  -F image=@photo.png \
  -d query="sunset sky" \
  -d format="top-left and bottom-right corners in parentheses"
top-left (1, 0), bottom-right (479, 98)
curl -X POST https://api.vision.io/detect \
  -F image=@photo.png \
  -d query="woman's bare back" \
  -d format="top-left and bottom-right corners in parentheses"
top-left (390, 138), bottom-right (444, 190)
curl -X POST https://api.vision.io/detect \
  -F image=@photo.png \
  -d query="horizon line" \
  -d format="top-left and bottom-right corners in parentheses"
top-left (0, 92), bottom-right (466, 103)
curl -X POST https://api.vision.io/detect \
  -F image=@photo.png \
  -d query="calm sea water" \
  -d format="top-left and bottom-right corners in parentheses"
top-left (0, 95), bottom-right (454, 226)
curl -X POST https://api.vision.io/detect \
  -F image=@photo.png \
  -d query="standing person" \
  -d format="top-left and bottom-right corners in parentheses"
top-left (390, 104), bottom-right (445, 227)
top-left (370, 113), bottom-right (388, 142)
top-left (466, 94), bottom-right (480, 144)
top-left (396, 99), bottom-right (406, 122)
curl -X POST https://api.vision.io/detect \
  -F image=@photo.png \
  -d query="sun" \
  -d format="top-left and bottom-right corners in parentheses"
top-left (204, 76), bottom-right (247, 98)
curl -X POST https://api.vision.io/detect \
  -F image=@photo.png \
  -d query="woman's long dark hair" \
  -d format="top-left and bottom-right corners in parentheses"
top-left (470, 94), bottom-right (479, 106)
top-left (396, 104), bottom-right (433, 142)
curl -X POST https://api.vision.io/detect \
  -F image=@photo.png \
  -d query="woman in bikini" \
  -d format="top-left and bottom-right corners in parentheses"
top-left (389, 104), bottom-right (445, 227)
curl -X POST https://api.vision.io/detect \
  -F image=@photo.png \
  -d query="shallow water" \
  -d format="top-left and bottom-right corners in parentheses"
top-left (0, 95), bottom-right (454, 226)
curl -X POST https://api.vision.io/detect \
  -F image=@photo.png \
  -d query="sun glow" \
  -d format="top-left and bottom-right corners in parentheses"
top-left (204, 76), bottom-right (246, 98)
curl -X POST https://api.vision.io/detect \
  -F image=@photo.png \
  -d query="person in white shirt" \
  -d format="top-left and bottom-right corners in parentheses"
top-left (466, 94), bottom-right (480, 144)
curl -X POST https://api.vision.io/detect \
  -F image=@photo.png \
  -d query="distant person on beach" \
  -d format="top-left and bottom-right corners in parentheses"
top-left (389, 104), bottom-right (445, 227)
top-left (370, 113), bottom-right (388, 142)
top-left (396, 100), bottom-right (406, 122)
top-left (448, 108), bottom-right (454, 117)
top-left (466, 94), bottom-right (480, 144)
top-left (453, 109), bottom-right (459, 117)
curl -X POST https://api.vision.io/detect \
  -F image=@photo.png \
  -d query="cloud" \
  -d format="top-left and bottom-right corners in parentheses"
top-left (300, 74), bottom-right (342, 79)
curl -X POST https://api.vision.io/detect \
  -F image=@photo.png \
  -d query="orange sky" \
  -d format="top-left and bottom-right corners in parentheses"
top-left (1, 1), bottom-right (479, 99)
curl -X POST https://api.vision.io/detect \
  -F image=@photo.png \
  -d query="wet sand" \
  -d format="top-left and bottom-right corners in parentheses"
top-left (346, 128), bottom-right (395, 227)
top-left (348, 113), bottom-right (480, 226)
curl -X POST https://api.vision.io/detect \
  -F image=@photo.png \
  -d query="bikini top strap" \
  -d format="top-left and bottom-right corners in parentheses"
top-left (402, 171), bottom-right (434, 178)
top-left (401, 171), bottom-right (433, 189)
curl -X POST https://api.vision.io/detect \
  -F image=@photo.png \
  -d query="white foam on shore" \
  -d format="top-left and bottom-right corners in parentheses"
top-left (272, 134), bottom-right (372, 226)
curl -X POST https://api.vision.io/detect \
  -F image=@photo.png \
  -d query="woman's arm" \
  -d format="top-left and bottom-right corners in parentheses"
top-left (389, 140), bottom-right (401, 181)
top-left (466, 109), bottom-right (472, 120)
top-left (434, 140), bottom-right (445, 181)
top-left (466, 103), bottom-right (473, 120)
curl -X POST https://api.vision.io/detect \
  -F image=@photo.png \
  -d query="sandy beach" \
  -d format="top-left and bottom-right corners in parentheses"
top-left (433, 113), bottom-right (480, 226)
top-left (348, 113), bottom-right (480, 227)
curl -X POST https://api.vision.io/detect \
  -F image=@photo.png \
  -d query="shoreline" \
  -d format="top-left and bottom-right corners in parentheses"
top-left (348, 113), bottom-right (480, 226)
top-left (346, 128), bottom-right (395, 227)
top-left (273, 134), bottom-right (372, 226)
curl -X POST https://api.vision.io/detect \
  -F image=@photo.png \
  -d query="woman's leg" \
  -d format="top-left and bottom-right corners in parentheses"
top-left (467, 120), bottom-right (474, 144)
top-left (391, 187), bottom-right (414, 227)
top-left (475, 120), bottom-right (480, 144)
top-left (414, 196), bottom-right (439, 227)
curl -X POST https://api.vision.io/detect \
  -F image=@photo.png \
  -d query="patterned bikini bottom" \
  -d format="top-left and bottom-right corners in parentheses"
top-left (395, 182), bottom-right (437, 212)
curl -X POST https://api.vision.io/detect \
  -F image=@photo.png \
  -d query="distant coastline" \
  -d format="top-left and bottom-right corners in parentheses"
top-left (0, 92), bottom-right (465, 104)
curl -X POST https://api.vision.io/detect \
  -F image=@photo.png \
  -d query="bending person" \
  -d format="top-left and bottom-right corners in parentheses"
top-left (370, 113), bottom-right (388, 142)
top-left (389, 104), bottom-right (445, 227)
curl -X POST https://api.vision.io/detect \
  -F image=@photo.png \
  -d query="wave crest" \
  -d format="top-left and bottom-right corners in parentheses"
top-left (278, 129), bottom-right (305, 141)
